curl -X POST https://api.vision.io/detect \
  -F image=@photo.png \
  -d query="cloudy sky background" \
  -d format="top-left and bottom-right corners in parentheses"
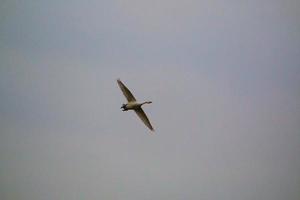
top-left (1, 0), bottom-right (300, 199)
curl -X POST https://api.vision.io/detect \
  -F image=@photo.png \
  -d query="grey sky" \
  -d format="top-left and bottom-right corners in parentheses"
top-left (1, 1), bottom-right (300, 200)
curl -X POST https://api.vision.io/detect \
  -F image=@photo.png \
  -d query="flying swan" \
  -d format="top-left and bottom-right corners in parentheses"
top-left (117, 79), bottom-right (154, 131)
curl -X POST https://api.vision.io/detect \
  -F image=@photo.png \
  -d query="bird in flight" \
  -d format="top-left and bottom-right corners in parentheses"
top-left (117, 79), bottom-right (154, 132)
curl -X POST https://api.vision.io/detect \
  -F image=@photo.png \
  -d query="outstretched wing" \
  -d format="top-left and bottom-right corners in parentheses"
top-left (117, 79), bottom-right (136, 102)
top-left (134, 108), bottom-right (154, 131)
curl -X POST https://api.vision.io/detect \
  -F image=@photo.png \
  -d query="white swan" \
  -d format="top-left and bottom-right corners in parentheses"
top-left (117, 79), bottom-right (154, 131)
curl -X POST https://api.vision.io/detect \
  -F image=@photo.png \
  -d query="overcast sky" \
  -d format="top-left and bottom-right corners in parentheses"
top-left (0, 0), bottom-right (300, 200)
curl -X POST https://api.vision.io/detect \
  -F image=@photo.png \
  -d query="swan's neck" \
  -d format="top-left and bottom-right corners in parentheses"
top-left (141, 101), bottom-right (152, 105)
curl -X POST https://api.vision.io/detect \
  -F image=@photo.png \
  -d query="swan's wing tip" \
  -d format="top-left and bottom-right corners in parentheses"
top-left (134, 108), bottom-right (155, 133)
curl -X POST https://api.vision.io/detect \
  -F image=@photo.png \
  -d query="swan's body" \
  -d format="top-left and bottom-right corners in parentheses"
top-left (121, 101), bottom-right (152, 111)
top-left (117, 79), bottom-right (154, 131)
